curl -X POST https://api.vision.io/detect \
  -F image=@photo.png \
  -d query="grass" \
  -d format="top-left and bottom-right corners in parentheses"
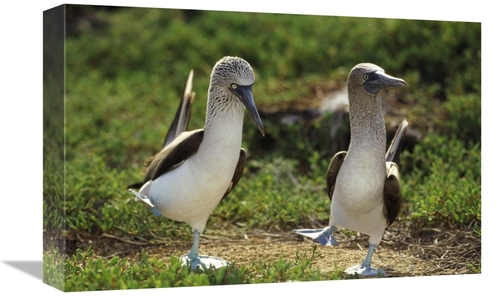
top-left (44, 245), bottom-right (344, 290)
top-left (43, 5), bottom-right (481, 291)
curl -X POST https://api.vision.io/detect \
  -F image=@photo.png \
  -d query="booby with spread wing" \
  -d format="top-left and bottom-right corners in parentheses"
top-left (129, 56), bottom-right (264, 270)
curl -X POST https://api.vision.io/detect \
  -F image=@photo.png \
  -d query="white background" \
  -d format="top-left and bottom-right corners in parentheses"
top-left (0, 1), bottom-right (496, 295)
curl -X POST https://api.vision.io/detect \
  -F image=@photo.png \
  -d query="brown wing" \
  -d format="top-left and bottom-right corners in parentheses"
top-left (146, 129), bottom-right (204, 182)
top-left (326, 151), bottom-right (347, 200)
top-left (129, 129), bottom-right (204, 188)
top-left (222, 148), bottom-right (247, 200)
top-left (382, 119), bottom-right (407, 225)
top-left (383, 162), bottom-right (402, 226)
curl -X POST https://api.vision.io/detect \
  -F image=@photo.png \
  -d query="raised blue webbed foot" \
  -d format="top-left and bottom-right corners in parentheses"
top-left (293, 225), bottom-right (339, 246)
top-left (128, 189), bottom-right (154, 207)
top-left (128, 189), bottom-right (162, 216)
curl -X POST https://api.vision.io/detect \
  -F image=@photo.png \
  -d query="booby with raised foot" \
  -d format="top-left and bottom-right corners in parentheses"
top-left (129, 56), bottom-right (264, 270)
top-left (294, 63), bottom-right (408, 277)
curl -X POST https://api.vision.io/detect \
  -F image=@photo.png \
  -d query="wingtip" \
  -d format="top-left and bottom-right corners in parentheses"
top-left (183, 69), bottom-right (195, 104)
top-left (163, 69), bottom-right (196, 147)
top-left (401, 117), bottom-right (409, 128)
top-left (185, 69), bottom-right (194, 95)
top-left (385, 119), bottom-right (409, 162)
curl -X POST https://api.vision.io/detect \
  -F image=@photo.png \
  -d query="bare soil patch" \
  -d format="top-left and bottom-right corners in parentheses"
top-left (56, 220), bottom-right (480, 278)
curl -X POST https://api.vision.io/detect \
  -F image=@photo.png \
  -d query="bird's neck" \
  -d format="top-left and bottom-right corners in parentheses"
top-left (348, 91), bottom-right (386, 154)
top-left (202, 92), bottom-right (245, 150)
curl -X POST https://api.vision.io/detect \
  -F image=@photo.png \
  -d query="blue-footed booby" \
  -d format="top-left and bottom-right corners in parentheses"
top-left (128, 56), bottom-right (264, 270)
top-left (294, 63), bottom-right (408, 277)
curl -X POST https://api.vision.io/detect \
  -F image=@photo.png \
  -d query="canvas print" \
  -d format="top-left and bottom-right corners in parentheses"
top-left (43, 4), bottom-right (481, 292)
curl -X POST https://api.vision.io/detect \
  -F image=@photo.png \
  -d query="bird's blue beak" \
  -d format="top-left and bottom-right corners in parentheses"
top-left (231, 84), bottom-right (265, 136)
top-left (363, 71), bottom-right (408, 95)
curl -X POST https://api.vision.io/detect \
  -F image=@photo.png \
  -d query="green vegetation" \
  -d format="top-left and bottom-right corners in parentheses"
top-left (43, 245), bottom-right (341, 290)
top-left (43, 5), bottom-right (481, 291)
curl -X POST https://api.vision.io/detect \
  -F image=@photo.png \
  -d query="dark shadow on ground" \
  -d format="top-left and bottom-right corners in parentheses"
top-left (3, 261), bottom-right (42, 281)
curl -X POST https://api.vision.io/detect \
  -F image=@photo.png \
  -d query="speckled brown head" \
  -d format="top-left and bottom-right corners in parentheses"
top-left (208, 56), bottom-right (264, 136)
top-left (348, 63), bottom-right (408, 95)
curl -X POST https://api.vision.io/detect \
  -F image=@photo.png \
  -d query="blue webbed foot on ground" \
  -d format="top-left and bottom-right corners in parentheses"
top-left (180, 254), bottom-right (230, 270)
top-left (344, 263), bottom-right (386, 277)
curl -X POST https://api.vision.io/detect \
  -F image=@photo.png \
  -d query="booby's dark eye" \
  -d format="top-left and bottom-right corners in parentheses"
top-left (231, 83), bottom-right (238, 89)
top-left (363, 74), bottom-right (369, 80)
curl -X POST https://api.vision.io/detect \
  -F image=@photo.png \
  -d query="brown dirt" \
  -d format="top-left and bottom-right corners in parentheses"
top-left (58, 220), bottom-right (481, 278)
